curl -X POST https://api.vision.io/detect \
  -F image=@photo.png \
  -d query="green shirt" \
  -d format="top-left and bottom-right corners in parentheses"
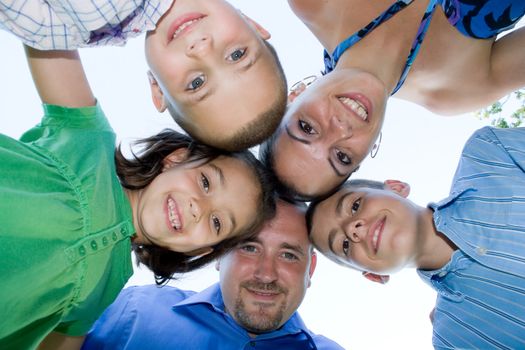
top-left (0, 103), bottom-right (135, 349)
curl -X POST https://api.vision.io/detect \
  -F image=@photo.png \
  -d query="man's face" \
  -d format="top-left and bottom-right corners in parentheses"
top-left (271, 68), bottom-right (387, 197)
top-left (145, 0), bottom-right (282, 146)
top-left (217, 201), bottom-right (316, 334)
top-left (310, 186), bottom-right (420, 275)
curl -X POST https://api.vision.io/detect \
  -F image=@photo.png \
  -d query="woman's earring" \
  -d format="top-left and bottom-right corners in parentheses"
top-left (370, 132), bottom-right (382, 158)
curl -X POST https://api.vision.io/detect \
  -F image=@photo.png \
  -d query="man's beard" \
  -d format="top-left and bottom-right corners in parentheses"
top-left (233, 280), bottom-right (288, 334)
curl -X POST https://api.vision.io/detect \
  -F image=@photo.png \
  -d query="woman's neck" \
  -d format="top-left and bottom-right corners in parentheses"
top-left (334, 42), bottom-right (408, 95)
top-left (316, 0), bottom-right (429, 94)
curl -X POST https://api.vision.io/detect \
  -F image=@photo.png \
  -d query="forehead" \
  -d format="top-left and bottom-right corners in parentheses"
top-left (273, 130), bottom-right (345, 197)
top-left (257, 204), bottom-right (309, 247)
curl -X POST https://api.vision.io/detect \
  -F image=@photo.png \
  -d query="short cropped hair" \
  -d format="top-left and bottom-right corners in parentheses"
top-left (115, 129), bottom-right (276, 284)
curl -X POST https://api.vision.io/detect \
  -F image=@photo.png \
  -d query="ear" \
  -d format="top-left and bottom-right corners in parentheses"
top-left (162, 148), bottom-right (189, 171)
top-left (243, 15), bottom-right (271, 40)
top-left (362, 271), bottom-right (390, 284)
top-left (306, 251), bottom-right (317, 288)
top-left (288, 83), bottom-right (307, 104)
top-left (147, 71), bottom-right (168, 112)
top-left (384, 179), bottom-right (410, 198)
top-left (185, 246), bottom-right (213, 258)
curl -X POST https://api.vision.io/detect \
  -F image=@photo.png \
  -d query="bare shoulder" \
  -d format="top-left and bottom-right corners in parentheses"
top-left (287, 0), bottom-right (327, 23)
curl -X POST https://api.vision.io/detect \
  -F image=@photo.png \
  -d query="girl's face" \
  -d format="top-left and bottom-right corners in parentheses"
top-left (131, 150), bottom-right (260, 255)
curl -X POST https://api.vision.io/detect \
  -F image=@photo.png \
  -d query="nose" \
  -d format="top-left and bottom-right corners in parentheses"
top-left (186, 35), bottom-right (212, 57)
top-left (344, 219), bottom-right (365, 243)
top-left (189, 198), bottom-right (203, 222)
top-left (254, 255), bottom-right (278, 284)
top-left (330, 114), bottom-right (352, 138)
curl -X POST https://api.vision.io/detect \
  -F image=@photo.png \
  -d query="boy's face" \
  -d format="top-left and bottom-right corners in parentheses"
top-left (145, 0), bottom-right (282, 145)
top-left (310, 186), bottom-right (420, 274)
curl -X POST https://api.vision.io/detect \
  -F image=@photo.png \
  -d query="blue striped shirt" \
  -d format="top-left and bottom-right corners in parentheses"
top-left (419, 126), bottom-right (525, 349)
top-left (0, 0), bottom-right (172, 49)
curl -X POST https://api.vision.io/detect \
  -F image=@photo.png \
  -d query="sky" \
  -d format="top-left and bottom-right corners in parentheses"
top-left (1, 2), bottom-right (519, 349)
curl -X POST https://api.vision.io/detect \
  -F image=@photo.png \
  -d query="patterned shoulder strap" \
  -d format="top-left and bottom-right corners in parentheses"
top-left (323, 0), bottom-right (414, 74)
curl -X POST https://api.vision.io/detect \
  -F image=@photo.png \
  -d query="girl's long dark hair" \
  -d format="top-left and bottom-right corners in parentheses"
top-left (116, 129), bottom-right (275, 284)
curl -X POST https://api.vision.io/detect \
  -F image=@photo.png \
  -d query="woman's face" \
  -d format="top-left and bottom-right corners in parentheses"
top-left (131, 152), bottom-right (260, 254)
top-left (272, 68), bottom-right (388, 198)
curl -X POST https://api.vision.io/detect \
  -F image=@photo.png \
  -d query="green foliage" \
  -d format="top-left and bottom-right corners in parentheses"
top-left (475, 89), bottom-right (525, 128)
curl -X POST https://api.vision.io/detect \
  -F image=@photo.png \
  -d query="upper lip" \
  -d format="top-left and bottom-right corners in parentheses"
top-left (336, 93), bottom-right (372, 123)
top-left (167, 13), bottom-right (206, 41)
top-left (166, 196), bottom-right (183, 232)
top-left (368, 216), bottom-right (385, 254)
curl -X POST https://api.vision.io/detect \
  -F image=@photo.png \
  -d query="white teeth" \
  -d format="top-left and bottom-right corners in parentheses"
top-left (372, 227), bottom-right (379, 250)
top-left (173, 18), bottom-right (202, 38)
top-left (339, 97), bottom-right (368, 120)
top-left (167, 198), bottom-right (181, 230)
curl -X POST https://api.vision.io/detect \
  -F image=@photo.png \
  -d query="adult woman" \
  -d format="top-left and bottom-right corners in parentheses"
top-left (0, 46), bottom-right (274, 349)
top-left (261, 0), bottom-right (525, 200)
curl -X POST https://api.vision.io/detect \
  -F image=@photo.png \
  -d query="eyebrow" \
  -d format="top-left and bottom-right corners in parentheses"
top-left (328, 229), bottom-right (338, 256)
top-left (285, 125), bottom-right (310, 145)
top-left (209, 163), bottom-right (225, 186)
top-left (336, 191), bottom-right (353, 216)
top-left (281, 242), bottom-right (306, 257)
top-left (209, 163), bottom-right (236, 235)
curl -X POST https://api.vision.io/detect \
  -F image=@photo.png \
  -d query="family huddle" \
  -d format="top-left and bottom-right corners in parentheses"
top-left (0, 0), bottom-right (524, 349)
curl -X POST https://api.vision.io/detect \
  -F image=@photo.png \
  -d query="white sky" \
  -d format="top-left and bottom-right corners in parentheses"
top-left (2, 2), bottom-right (520, 349)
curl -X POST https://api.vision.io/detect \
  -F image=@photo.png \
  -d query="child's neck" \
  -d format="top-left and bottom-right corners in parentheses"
top-left (124, 188), bottom-right (146, 244)
top-left (415, 208), bottom-right (457, 271)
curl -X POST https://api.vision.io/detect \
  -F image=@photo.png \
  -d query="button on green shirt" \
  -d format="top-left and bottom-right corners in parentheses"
top-left (0, 103), bottom-right (135, 349)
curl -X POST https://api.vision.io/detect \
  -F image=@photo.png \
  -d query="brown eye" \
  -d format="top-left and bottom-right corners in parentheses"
top-left (336, 149), bottom-right (351, 165)
top-left (201, 173), bottom-right (210, 192)
top-left (342, 238), bottom-right (350, 255)
top-left (212, 216), bottom-right (221, 234)
top-left (299, 120), bottom-right (316, 135)
top-left (351, 198), bottom-right (361, 215)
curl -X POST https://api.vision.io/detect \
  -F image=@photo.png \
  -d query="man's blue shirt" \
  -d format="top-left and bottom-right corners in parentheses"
top-left (82, 283), bottom-right (344, 350)
top-left (419, 127), bottom-right (525, 349)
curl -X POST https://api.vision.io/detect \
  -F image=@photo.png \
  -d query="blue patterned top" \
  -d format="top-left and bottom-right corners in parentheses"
top-left (323, 0), bottom-right (525, 95)
top-left (419, 126), bottom-right (525, 349)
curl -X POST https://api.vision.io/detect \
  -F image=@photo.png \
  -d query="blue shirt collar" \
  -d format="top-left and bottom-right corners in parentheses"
top-left (172, 283), bottom-right (311, 339)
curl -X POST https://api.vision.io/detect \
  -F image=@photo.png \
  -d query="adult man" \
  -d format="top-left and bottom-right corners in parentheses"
top-left (82, 200), bottom-right (343, 349)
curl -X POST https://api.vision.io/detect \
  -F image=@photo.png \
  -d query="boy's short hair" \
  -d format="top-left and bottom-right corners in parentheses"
top-left (173, 41), bottom-right (287, 152)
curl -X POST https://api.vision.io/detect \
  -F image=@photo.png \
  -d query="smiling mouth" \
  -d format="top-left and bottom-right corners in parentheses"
top-left (169, 14), bottom-right (206, 40)
top-left (371, 217), bottom-right (385, 254)
top-left (167, 197), bottom-right (182, 231)
top-left (338, 96), bottom-right (368, 121)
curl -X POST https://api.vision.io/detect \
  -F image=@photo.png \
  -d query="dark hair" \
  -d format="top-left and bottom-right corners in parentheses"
top-left (171, 41), bottom-right (288, 152)
top-left (260, 133), bottom-right (355, 202)
top-left (305, 178), bottom-right (384, 235)
top-left (115, 129), bottom-right (276, 284)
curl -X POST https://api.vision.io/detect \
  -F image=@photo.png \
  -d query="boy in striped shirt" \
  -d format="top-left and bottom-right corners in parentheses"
top-left (307, 126), bottom-right (525, 349)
